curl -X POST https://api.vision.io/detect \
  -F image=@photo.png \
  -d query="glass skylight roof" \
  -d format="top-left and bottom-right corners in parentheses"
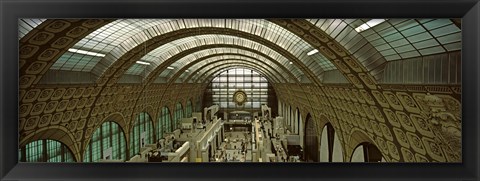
top-left (173, 53), bottom-right (286, 83)
top-left (124, 63), bottom-right (149, 76)
top-left (193, 63), bottom-right (278, 83)
top-left (49, 19), bottom-right (334, 83)
top-left (158, 48), bottom-right (288, 80)
top-left (129, 34), bottom-right (305, 81)
top-left (310, 19), bottom-right (461, 62)
top-left (51, 19), bottom-right (176, 73)
top-left (19, 19), bottom-right (46, 40)
top-left (51, 52), bottom-right (102, 71)
top-left (27, 18), bottom-right (461, 84)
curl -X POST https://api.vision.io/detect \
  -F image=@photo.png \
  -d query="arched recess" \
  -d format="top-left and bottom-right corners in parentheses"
top-left (195, 97), bottom-right (202, 112)
top-left (173, 102), bottom-right (184, 130)
top-left (347, 129), bottom-right (387, 162)
top-left (83, 121), bottom-right (127, 162)
top-left (129, 112), bottom-right (154, 158)
top-left (289, 106), bottom-right (293, 132)
top-left (296, 108), bottom-right (305, 149)
top-left (83, 112), bottom-right (128, 159)
top-left (295, 107), bottom-right (301, 134)
top-left (304, 113), bottom-right (318, 162)
top-left (157, 106), bottom-right (172, 140)
top-left (19, 139), bottom-right (75, 162)
top-left (185, 99), bottom-right (193, 118)
top-left (319, 123), bottom-right (344, 162)
top-left (351, 142), bottom-right (385, 162)
top-left (19, 126), bottom-right (81, 162)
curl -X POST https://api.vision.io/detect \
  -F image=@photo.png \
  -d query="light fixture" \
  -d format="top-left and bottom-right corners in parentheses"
top-left (289, 62), bottom-right (293, 65)
top-left (167, 66), bottom-right (174, 70)
top-left (355, 19), bottom-right (387, 32)
top-left (136, 61), bottom-right (150, 65)
top-left (68, 48), bottom-right (105, 57)
top-left (307, 49), bottom-right (318, 56)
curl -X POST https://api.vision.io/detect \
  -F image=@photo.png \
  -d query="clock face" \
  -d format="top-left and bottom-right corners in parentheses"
top-left (233, 91), bottom-right (247, 104)
top-left (235, 93), bottom-right (245, 102)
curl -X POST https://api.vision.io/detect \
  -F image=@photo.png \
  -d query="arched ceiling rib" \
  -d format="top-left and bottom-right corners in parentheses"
top-left (186, 60), bottom-right (280, 83)
top-left (193, 62), bottom-right (275, 84)
top-left (52, 19), bottom-right (333, 77)
top-left (169, 58), bottom-right (285, 83)
top-left (50, 19), bottom-right (176, 71)
top-left (152, 38), bottom-right (301, 79)
top-left (198, 65), bottom-right (272, 85)
top-left (131, 44), bottom-right (303, 85)
top-left (87, 27), bottom-right (325, 86)
top-left (188, 63), bottom-right (277, 84)
top-left (24, 19), bottom-right (461, 87)
top-left (155, 46), bottom-right (296, 83)
top-left (193, 62), bottom-right (279, 83)
top-left (166, 54), bottom-right (292, 84)
top-left (127, 35), bottom-right (304, 80)
top-left (171, 52), bottom-right (298, 84)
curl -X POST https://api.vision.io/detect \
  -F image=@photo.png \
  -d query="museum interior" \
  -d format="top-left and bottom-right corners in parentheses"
top-left (18, 19), bottom-right (462, 163)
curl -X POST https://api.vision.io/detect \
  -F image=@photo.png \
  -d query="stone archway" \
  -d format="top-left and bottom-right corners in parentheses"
top-left (304, 113), bottom-right (318, 162)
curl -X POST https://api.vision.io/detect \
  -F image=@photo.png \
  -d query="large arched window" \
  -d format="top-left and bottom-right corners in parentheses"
top-left (157, 106), bottom-right (172, 139)
top-left (19, 139), bottom-right (75, 162)
top-left (289, 106), bottom-right (293, 132)
top-left (195, 97), bottom-right (202, 112)
top-left (304, 114), bottom-right (318, 162)
top-left (174, 102), bottom-right (184, 130)
top-left (83, 121), bottom-right (126, 162)
top-left (206, 68), bottom-right (270, 111)
top-left (319, 123), bottom-right (344, 162)
top-left (186, 100), bottom-right (193, 118)
top-left (295, 108), bottom-right (300, 134)
top-left (129, 112), bottom-right (154, 158)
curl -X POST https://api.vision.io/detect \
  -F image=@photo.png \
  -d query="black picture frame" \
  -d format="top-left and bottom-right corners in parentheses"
top-left (1, 0), bottom-right (479, 180)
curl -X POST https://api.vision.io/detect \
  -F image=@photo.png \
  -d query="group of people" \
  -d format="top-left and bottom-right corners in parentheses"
top-left (213, 131), bottom-right (251, 162)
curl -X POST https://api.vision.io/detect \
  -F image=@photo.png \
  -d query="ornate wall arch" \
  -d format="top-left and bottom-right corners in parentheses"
top-left (20, 125), bottom-right (81, 162)
top-left (346, 128), bottom-right (389, 162)
top-left (83, 112), bottom-right (128, 158)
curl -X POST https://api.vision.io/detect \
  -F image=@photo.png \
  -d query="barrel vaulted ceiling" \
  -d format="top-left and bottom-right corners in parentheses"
top-left (18, 18), bottom-right (462, 162)
top-left (19, 18), bottom-right (461, 89)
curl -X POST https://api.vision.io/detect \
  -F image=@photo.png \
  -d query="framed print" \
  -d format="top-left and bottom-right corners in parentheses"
top-left (1, 0), bottom-right (479, 181)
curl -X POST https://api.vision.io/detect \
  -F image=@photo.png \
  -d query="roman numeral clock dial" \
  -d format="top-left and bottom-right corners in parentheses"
top-left (233, 90), bottom-right (247, 106)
